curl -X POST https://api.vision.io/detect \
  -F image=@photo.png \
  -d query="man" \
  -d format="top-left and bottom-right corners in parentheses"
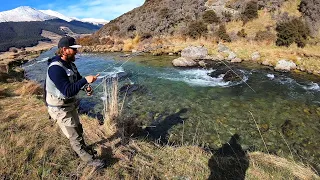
top-left (46, 36), bottom-right (105, 168)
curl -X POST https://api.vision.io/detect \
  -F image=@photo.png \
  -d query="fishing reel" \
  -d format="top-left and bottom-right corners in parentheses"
top-left (83, 84), bottom-right (93, 96)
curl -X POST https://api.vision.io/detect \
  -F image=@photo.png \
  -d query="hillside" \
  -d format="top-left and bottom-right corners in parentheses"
top-left (78, 0), bottom-right (320, 76)
top-left (0, 19), bottom-right (100, 52)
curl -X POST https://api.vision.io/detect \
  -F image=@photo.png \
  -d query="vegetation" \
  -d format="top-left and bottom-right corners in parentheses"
top-left (202, 10), bottom-right (220, 24)
top-left (187, 21), bottom-right (208, 39)
top-left (218, 25), bottom-right (231, 42)
top-left (254, 30), bottom-right (276, 42)
top-left (237, 29), bottom-right (247, 38)
top-left (276, 18), bottom-right (310, 48)
top-left (241, 1), bottom-right (259, 23)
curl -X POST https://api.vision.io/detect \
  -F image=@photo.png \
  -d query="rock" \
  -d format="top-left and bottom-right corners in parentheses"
top-left (132, 49), bottom-right (137, 53)
top-left (227, 51), bottom-right (237, 60)
top-left (274, 59), bottom-right (297, 72)
top-left (119, 84), bottom-right (140, 95)
top-left (262, 60), bottom-right (273, 67)
top-left (231, 58), bottom-right (242, 63)
top-left (217, 54), bottom-right (225, 61)
top-left (172, 57), bottom-right (197, 67)
top-left (199, 60), bottom-right (207, 67)
top-left (208, 68), bottom-right (229, 78)
top-left (168, 53), bottom-right (174, 56)
top-left (181, 46), bottom-right (208, 59)
top-left (223, 70), bottom-right (243, 82)
top-left (0, 64), bottom-right (9, 73)
top-left (251, 52), bottom-right (260, 61)
top-left (218, 43), bottom-right (230, 53)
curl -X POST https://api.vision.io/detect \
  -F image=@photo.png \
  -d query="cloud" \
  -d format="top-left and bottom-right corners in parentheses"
top-left (55, 0), bottom-right (144, 21)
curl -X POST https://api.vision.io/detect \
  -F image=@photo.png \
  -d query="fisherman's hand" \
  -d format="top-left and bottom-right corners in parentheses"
top-left (85, 74), bottom-right (100, 83)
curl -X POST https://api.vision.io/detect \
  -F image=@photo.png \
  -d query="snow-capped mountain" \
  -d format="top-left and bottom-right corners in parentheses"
top-left (80, 18), bottom-right (109, 25)
top-left (0, 6), bottom-right (56, 22)
top-left (0, 6), bottom-right (108, 26)
top-left (39, 9), bottom-right (74, 22)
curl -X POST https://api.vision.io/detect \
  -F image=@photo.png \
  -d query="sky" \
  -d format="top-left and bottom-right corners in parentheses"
top-left (0, 0), bottom-right (145, 21)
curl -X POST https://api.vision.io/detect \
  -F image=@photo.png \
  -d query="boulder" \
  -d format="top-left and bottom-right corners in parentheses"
top-left (231, 58), bottom-right (242, 63)
top-left (172, 57), bottom-right (197, 67)
top-left (223, 70), bottom-right (243, 82)
top-left (181, 46), bottom-right (208, 59)
top-left (218, 43), bottom-right (230, 53)
top-left (0, 64), bottom-right (9, 73)
top-left (251, 52), bottom-right (260, 61)
top-left (227, 51), bottom-right (237, 60)
top-left (274, 59), bottom-right (297, 72)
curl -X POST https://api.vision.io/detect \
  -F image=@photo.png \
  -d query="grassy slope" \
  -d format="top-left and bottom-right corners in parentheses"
top-left (0, 80), bottom-right (319, 179)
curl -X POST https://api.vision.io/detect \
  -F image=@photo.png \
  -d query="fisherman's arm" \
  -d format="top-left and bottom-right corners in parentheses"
top-left (48, 65), bottom-right (87, 98)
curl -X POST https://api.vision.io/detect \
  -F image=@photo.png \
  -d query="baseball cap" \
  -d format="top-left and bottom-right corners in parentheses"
top-left (58, 36), bottom-right (82, 48)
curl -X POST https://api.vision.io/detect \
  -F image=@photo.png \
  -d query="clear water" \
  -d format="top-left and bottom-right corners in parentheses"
top-left (23, 48), bottom-right (320, 170)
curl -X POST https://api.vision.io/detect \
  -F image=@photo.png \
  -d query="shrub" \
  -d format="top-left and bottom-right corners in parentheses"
top-left (187, 21), bottom-right (208, 39)
top-left (127, 24), bottom-right (136, 32)
top-left (221, 11), bottom-right (232, 22)
top-left (159, 8), bottom-right (170, 19)
top-left (77, 36), bottom-right (100, 46)
top-left (241, 1), bottom-right (258, 23)
top-left (254, 30), bottom-right (276, 42)
top-left (202, 10), bottom-right (220, 24)
top-left (141, 32), bottom-right (152, 41)
top-left (276, 18), bottom-right (310, 48)
top-left (237, 29), bottom-right (247, 38)
top-left (217, 25), bottom-right (231, 42)
top-left (110, 25), bottom-right (120, 34)
top-left (100, 37), bottom-right (114, 45)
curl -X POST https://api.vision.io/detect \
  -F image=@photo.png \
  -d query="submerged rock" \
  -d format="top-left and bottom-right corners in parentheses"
top-left (119, 83), bottom-right (141, 95)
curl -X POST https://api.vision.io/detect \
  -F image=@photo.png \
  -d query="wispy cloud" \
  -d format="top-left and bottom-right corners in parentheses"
top-left (50, 0), bottom-right (144, 21)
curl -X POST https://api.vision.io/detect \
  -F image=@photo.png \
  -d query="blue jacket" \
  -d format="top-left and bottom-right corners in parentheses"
top-left (47, 56), bottom-right (87, 98)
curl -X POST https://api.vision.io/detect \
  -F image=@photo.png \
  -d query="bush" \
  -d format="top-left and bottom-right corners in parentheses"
top-left (221, 11), bottom-right (232, 22)
top-left (127, 24), bottom-right (136, 32)
top-left (237, 29), bottom-right (247, 38)
top-left (77, 36), bottom-right (100, 46)
top-left (218, 25), bottom-right (231, 42)
top-left (100, 37), bottom-right (114, 45)
top-left (254, 30), bottom-right (276, 41)
top-left (187, 21), bottom-right (208, 39)
top-left (159, 8), bottom-right (170, 19)
top-left (202, 10), bottom-right (220, 24)
top-left (276, 18), bottom-right (310, 48)
top-left (241, 1), bottom-right (258, 23)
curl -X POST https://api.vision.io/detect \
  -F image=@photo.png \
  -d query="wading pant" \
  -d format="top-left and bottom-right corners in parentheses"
top-left (48, 105), bottom-right (93, 162)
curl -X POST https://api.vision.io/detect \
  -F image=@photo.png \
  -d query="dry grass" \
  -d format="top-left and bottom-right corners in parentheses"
top-left (1, 80), bottom-right (319, 179)
top-left (14, 80), bottom-right (43, 96)
top-left (279, 0), bottom-right (302, 17)
top-left (247, 152), bottom-right (319, 180)
top-left (226, 10), bottom-right (277, 39)
top-left (102, 77), bottom-right (120, 137)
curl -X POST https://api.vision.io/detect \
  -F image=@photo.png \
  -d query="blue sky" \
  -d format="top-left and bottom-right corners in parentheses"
top-left (0, 0), bottom-right (145, 21)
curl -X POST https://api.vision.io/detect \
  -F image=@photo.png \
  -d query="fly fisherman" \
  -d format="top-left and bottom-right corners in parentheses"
top-left (46, 36), bottom-right (105, 168)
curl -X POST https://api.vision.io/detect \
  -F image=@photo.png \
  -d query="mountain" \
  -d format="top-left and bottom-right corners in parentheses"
top-left (0, 6), bottom-right (56, 22)
top-left (39, 9), bottom-right (73, 22)
top-left (0, 6), bottom-right (105, 52)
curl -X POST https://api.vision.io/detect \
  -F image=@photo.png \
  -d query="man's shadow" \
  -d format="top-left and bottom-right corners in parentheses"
top-left (208, 134), bottom-right (249, 180)
top-left (144, 108), bottom-right (188, 145)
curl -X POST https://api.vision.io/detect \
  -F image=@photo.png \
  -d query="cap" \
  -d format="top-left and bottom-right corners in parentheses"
top-left (58, 36), bottom-right (82, 48)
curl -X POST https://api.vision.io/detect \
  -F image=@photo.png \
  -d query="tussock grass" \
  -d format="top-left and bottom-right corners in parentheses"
top-left (14, 80), bottom-right (43, 96)
top-left (279, 0), bottom-right (302, 17)
top-left (1, 81), bottom-right (319, 179)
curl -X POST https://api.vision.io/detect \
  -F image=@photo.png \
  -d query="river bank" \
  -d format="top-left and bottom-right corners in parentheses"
top-left (79, 36), bottom-right (320, 76)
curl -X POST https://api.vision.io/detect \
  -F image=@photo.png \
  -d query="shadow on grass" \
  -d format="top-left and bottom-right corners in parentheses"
top-left (144, 108), bottom-right (188, 144)
top-left (208, 134), bottom-right (249, 180)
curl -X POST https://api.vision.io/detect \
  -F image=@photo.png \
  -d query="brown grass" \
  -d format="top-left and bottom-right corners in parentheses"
top-left (14, 80), bottom-right (43, 96)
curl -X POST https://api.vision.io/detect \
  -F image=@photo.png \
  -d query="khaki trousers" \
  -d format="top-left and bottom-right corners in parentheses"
top-left (48, 105), bottom-right (93, 162)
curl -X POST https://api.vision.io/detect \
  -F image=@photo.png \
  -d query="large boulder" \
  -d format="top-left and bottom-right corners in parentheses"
top-left (275, 59), bottom-right (297, 72)
top-left (181, 46), bottom-right (208, 59)
top-left (172, 57), bottom-right (197, 67)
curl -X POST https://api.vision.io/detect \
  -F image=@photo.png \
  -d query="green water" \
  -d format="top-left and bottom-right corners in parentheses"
top-left (24, 51), bottom-right (320, 171)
